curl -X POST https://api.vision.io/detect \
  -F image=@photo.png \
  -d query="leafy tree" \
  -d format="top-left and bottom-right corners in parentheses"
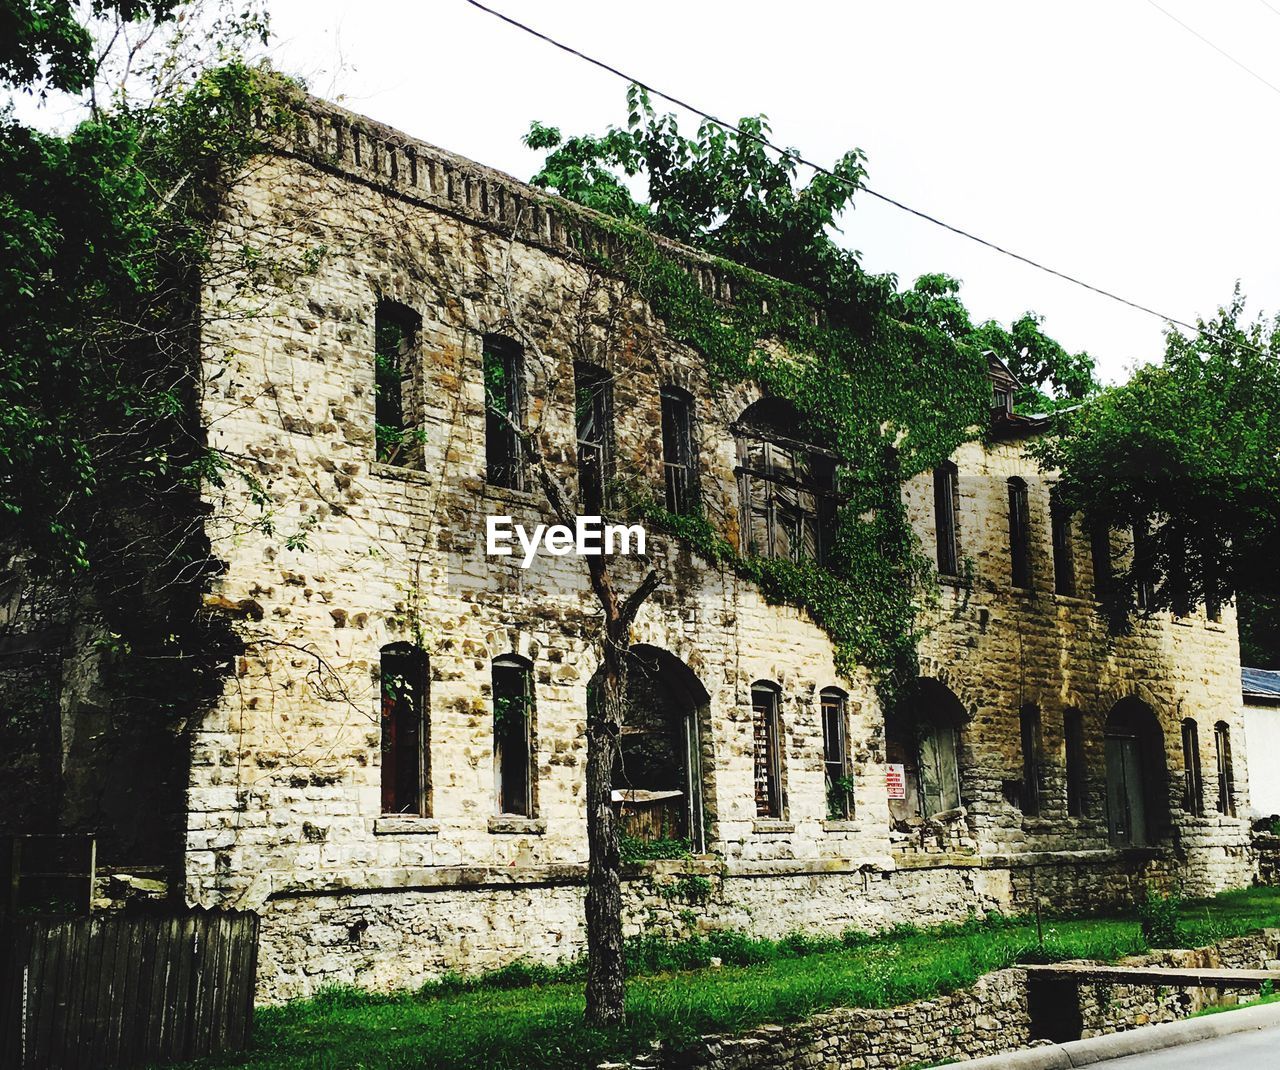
top-left (1043, 289), bottom-right (1280, 643)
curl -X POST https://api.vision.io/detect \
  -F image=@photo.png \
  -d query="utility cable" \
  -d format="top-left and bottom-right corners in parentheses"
top-left (1145, 0), bottom-right (1280, 99)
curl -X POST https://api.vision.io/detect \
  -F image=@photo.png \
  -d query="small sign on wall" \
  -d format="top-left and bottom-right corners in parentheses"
top-left (885, 764), bottom-right (907, 800)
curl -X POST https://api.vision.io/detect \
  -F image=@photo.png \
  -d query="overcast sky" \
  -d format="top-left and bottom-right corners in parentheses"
top-left (31, 1), bottom-right (1280, 383)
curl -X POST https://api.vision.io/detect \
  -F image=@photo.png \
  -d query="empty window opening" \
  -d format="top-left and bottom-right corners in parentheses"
top-left (1050, 488), bottom-right (1076, 597)
top-left (380, 643), bottom-right (429, 816)
top-left (1090, 521), bottom-right (1113, 602)
top-left (1064, 709), bottom-right (1086, 818)
top-left (484, 335), bottom-right (524, 489)
top-left (374, 301), bottom-right (422, 466)
top-left (751, 683), bottom-right (784, 819)
top-left (575, 362), bottom-right (613, 514)
top-left (1019, 704), bottom-right (1043, 816)
top-left (493, 655), bottom-right (534, 817)
top-left (736, 398), bottom-right (839, 566)
top-left (933, 462), bottom-right (960, 577)
top-left (886, 679), bottom-right (965, 823)
top-left (1181, 719), bottom-right (1204, 816)
top-left (821, 687), bottom-right (853, 819)
top-left (1214, 721), bottom-right (1235, 816)
top-left (1132, 523), bottom-right (1155, 611)
top-left (1007, 477), bottom-right (1032, 589)
top-left (607, 646), bottom-right (710, 854)
top-left (661, 385), bottom-right (699, 515)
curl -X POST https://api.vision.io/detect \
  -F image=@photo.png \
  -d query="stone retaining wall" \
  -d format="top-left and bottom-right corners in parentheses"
top-left (596, 931), bottom-right (1280, 1070)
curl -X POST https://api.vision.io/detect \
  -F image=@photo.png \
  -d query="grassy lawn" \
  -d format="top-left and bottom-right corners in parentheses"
top-left (186, 885), bottom-right (1280, 1070)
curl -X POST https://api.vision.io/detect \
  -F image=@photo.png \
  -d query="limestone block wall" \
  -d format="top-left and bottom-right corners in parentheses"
top-left (185, 93), bottom-right (1255, 996)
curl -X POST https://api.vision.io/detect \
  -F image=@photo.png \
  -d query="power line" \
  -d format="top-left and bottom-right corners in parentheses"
top-left (460, 0), bottom-right (1260, 352)
top-left (1145, 0), bottom-right (1280, 99)
top-left (1260, 0), bottom-right (1280, 19)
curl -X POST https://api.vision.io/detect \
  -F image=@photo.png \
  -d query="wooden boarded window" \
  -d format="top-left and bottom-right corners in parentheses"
top-left (1064, 709), bottom-right (1086, 818)
top-left (1050, 487), bottom-right (1075, 597)
top-left (493, 655), bottom-right (534, 817)
top-left (380, 643), bottom-right (429, 816)
top-left (374, 301), bottom-right (422, 466)
top-left (1019, 704), bottom-right (1043, 816)
top-left (821, 687), bottom-right (852, 819)
top-left (933, 462), bottom-right (959, 577)
top-left (1007, 477), bottom-right (1032, 590)
top-left (1214, 721), bottom-right (1235, 816)
top-left (575, 362), bottom-right (613, 514)
top-left (751, 683), bottom-right (783, 819)
top-left (1181, 718), bottom-right (1204, 816)
top-left (660, 385), bottom-right (698, 515)
top-left (484, 335), bottom-right (524, 489)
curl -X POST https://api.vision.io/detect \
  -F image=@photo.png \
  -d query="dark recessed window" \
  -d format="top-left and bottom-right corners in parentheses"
top-left (1019, 704), bottom-right (1043, 816)
top-left (574, 362), bottom-right (613, 514)
top-left (821, 687), bottom-right (852, 819)
top-left (1064, 709), bottom-right (1086, 818)
top-left (933, 462), bottom-right (960, 577)
top-left (484, 335), bottom-right (524, 489)
top-left (751, 683), bottom-right (784, 819)
top-left (1214, 722), bottom-right (1235, 817)
top-left (493, 655), bottom-right (534, 817)
top-left (660, 385), bottom-right (699, 515)
top-left (380, 643), bottom-right (429, 816)
top-left (1181, 718), bottom-right (1204, 816)
top-left (1007, 477), bottom-right (1032, 590)
top-left (1050, 487), bottom-right (1075, 597)
top-left (374, 301), bottom-right (422, 466)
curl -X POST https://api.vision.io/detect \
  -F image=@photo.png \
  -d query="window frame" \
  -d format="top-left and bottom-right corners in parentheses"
top-left (1214, 721), bottom-right (1235, 817)
top-left (1050, 487), bottom-right (1076, 597)
top-left (751, 682), bottom-right (784, 819)
top-left (574, 361), bottom-right (614, 514)
top-left (660, 385), bottom-right (699, 516)
top-left (1064, 709), bottom-right (1086, 818)
top-left (492, 654), bottom-right (535, 818)
top-left (374, 301), bottom-right (423, 467)
top-left (820, 687), bottom-right (852, 819)
top-left (933, 462), bottom-right (960, 578)
top-left (1007, 477), bottom-right (1032, 590)
top-left (380, 643), bottom-right (430, 817)
top-left (1181, 718), bottom-right (1204, 816)
top-left (483, 335), bottom-right (525, 490)
top-left (1019, 704), bottom-right (1043, 817)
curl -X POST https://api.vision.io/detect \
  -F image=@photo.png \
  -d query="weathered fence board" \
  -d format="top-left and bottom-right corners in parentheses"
top-left (0, 909), bottom-right (259, 1069)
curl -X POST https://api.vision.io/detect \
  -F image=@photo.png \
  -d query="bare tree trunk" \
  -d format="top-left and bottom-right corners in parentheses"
top-left (584, 631), bottom-right (627, 1026)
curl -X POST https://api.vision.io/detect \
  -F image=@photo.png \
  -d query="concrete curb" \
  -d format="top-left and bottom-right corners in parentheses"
top-left (943, 1000), bottom-right (1280, 1068)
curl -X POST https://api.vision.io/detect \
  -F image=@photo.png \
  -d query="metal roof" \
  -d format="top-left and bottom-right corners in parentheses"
top-left (1242, 667), bottom-right (1280, 701)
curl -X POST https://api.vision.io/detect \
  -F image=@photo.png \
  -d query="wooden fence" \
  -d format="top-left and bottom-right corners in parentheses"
top-left (0, 908), bottom-right (259, 1068)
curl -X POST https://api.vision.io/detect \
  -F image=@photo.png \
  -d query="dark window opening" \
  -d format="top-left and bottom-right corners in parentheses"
top-left (1181, 718), bottom-right (1204, 816)
top-left (1090, 521), bottom-right (1112, 602)
top-left (1104, 698), bottom-right (1167, 847)
top-left (484, 335), bottom-right (524, 489)
top-left (736, 399), bottom-right (839, 566)
top-left (574, 362), bottom-right (613, 514)
top-left (375, 301), bottom-right (422, 466)
top-left (933, 462), bottom-right (960, 577)
top-left (1008, 477), bottom-right (1032, 590)
top-left (751, 683), bottom-right (784, 819)
top-left (1019, 704), bottom-right (1043, 816)
top-left (1133, 523), bottom-right (1155, 611)
top-left (821, 687), bottom-right (852, 819)
top-left (380, 643), bottom-right (429, 816)
top-left (1064, 709), bottom-right (1086, 818)
top-left (493, 655), bottom-right (534, 817)
top-left (886, 680), bottom-right (965, 823)
top-left (1214, 721), bottom-right (1235, 817)
top-left (661, 385), bottom-right (699, 515)
top-left (1050, 488), bottom-right (1076, 597)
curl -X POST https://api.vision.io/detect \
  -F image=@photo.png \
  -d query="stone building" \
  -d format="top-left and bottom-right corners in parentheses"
top-left (1, 91), bottom-right (1256, 999)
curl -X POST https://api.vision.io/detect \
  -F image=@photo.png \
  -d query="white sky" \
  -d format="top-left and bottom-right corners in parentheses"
top-left (28, 1), bottom-right (1280, 383)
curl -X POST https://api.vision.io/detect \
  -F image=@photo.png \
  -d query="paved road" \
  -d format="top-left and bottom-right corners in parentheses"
top-left (1093, 1022), bottom-right (1280, 1067)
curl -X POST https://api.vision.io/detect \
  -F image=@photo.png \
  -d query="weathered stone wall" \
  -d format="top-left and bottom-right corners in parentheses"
top-left (187, 93), bottom-right (1255, 997)
top-left (597, 930), bottom-right (1280, 1070)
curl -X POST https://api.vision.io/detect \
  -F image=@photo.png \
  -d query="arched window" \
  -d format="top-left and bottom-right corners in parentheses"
top-left (374, 300), bottom-right (422, 466)
top-left (886, 680), bottom-right (964, 821)
top-left (380, 643), bottom-right (429, 816)
top-left (1214, 721), bottom-right (1236, 816)
top-left (1181, 719), bottom-right (1204, 816)
top-left (1007, 477), bottom-right (1032, 589)
top-left (735, 398), bottom-right (838, 565)
top-left (493, 655), bottom-right (534, 817)
top-left (484, 335), bottom-right (524, 489)
top-left (933, 462), bottom-right (959, 577)
top-left (660, 385), bottom-right (699, 515)
top-left (1104, 698), bottom-right (1167, 846)
top-left (821, 687), bottom-right (853, 819)
top-left (1019, 704), bottom-right (1043, 816)
top-left (574, 361), bottom-right (613, 513)
top-left (751, 682), bottom-right (784, 819)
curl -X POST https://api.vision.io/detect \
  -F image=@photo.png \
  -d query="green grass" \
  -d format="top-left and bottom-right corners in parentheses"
top-left (185, 885), bottom-right (1280, 1070)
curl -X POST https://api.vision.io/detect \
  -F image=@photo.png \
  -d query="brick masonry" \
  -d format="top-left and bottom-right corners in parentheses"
top-left (187, 93), bottom-right (1256, 1000)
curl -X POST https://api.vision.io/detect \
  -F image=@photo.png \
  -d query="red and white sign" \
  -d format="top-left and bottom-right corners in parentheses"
top-left (885, 764), bottom-right (907, 800)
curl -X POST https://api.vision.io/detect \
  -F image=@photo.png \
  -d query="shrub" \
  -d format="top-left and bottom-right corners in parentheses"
top-left (1138, 884), bottom-right (1183, 947)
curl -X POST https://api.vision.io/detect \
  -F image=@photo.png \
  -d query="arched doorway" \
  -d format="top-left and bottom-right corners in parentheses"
top-left (1104, 697), bottom-right (1167, 847)
top-left (592, 645), bottom-right (711, 854)
top-left (885, 679), bottom-right (966, 822)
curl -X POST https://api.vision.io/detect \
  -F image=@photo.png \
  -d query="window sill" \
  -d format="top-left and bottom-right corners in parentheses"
top-left (489, 815), bottom-right (547, 835)
top-left (1051, 593), bottom-right (1095, 608)
top-left (369, 461), bottom-right (432, 485)
top-left (822, 819), bottom-right (858, 833)
top-left (374, 815), bottom-right (439, 836)
top-left (480, 483), bottom-right (542, 507)
top-left (752, 819), bottom-right (795, 835)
